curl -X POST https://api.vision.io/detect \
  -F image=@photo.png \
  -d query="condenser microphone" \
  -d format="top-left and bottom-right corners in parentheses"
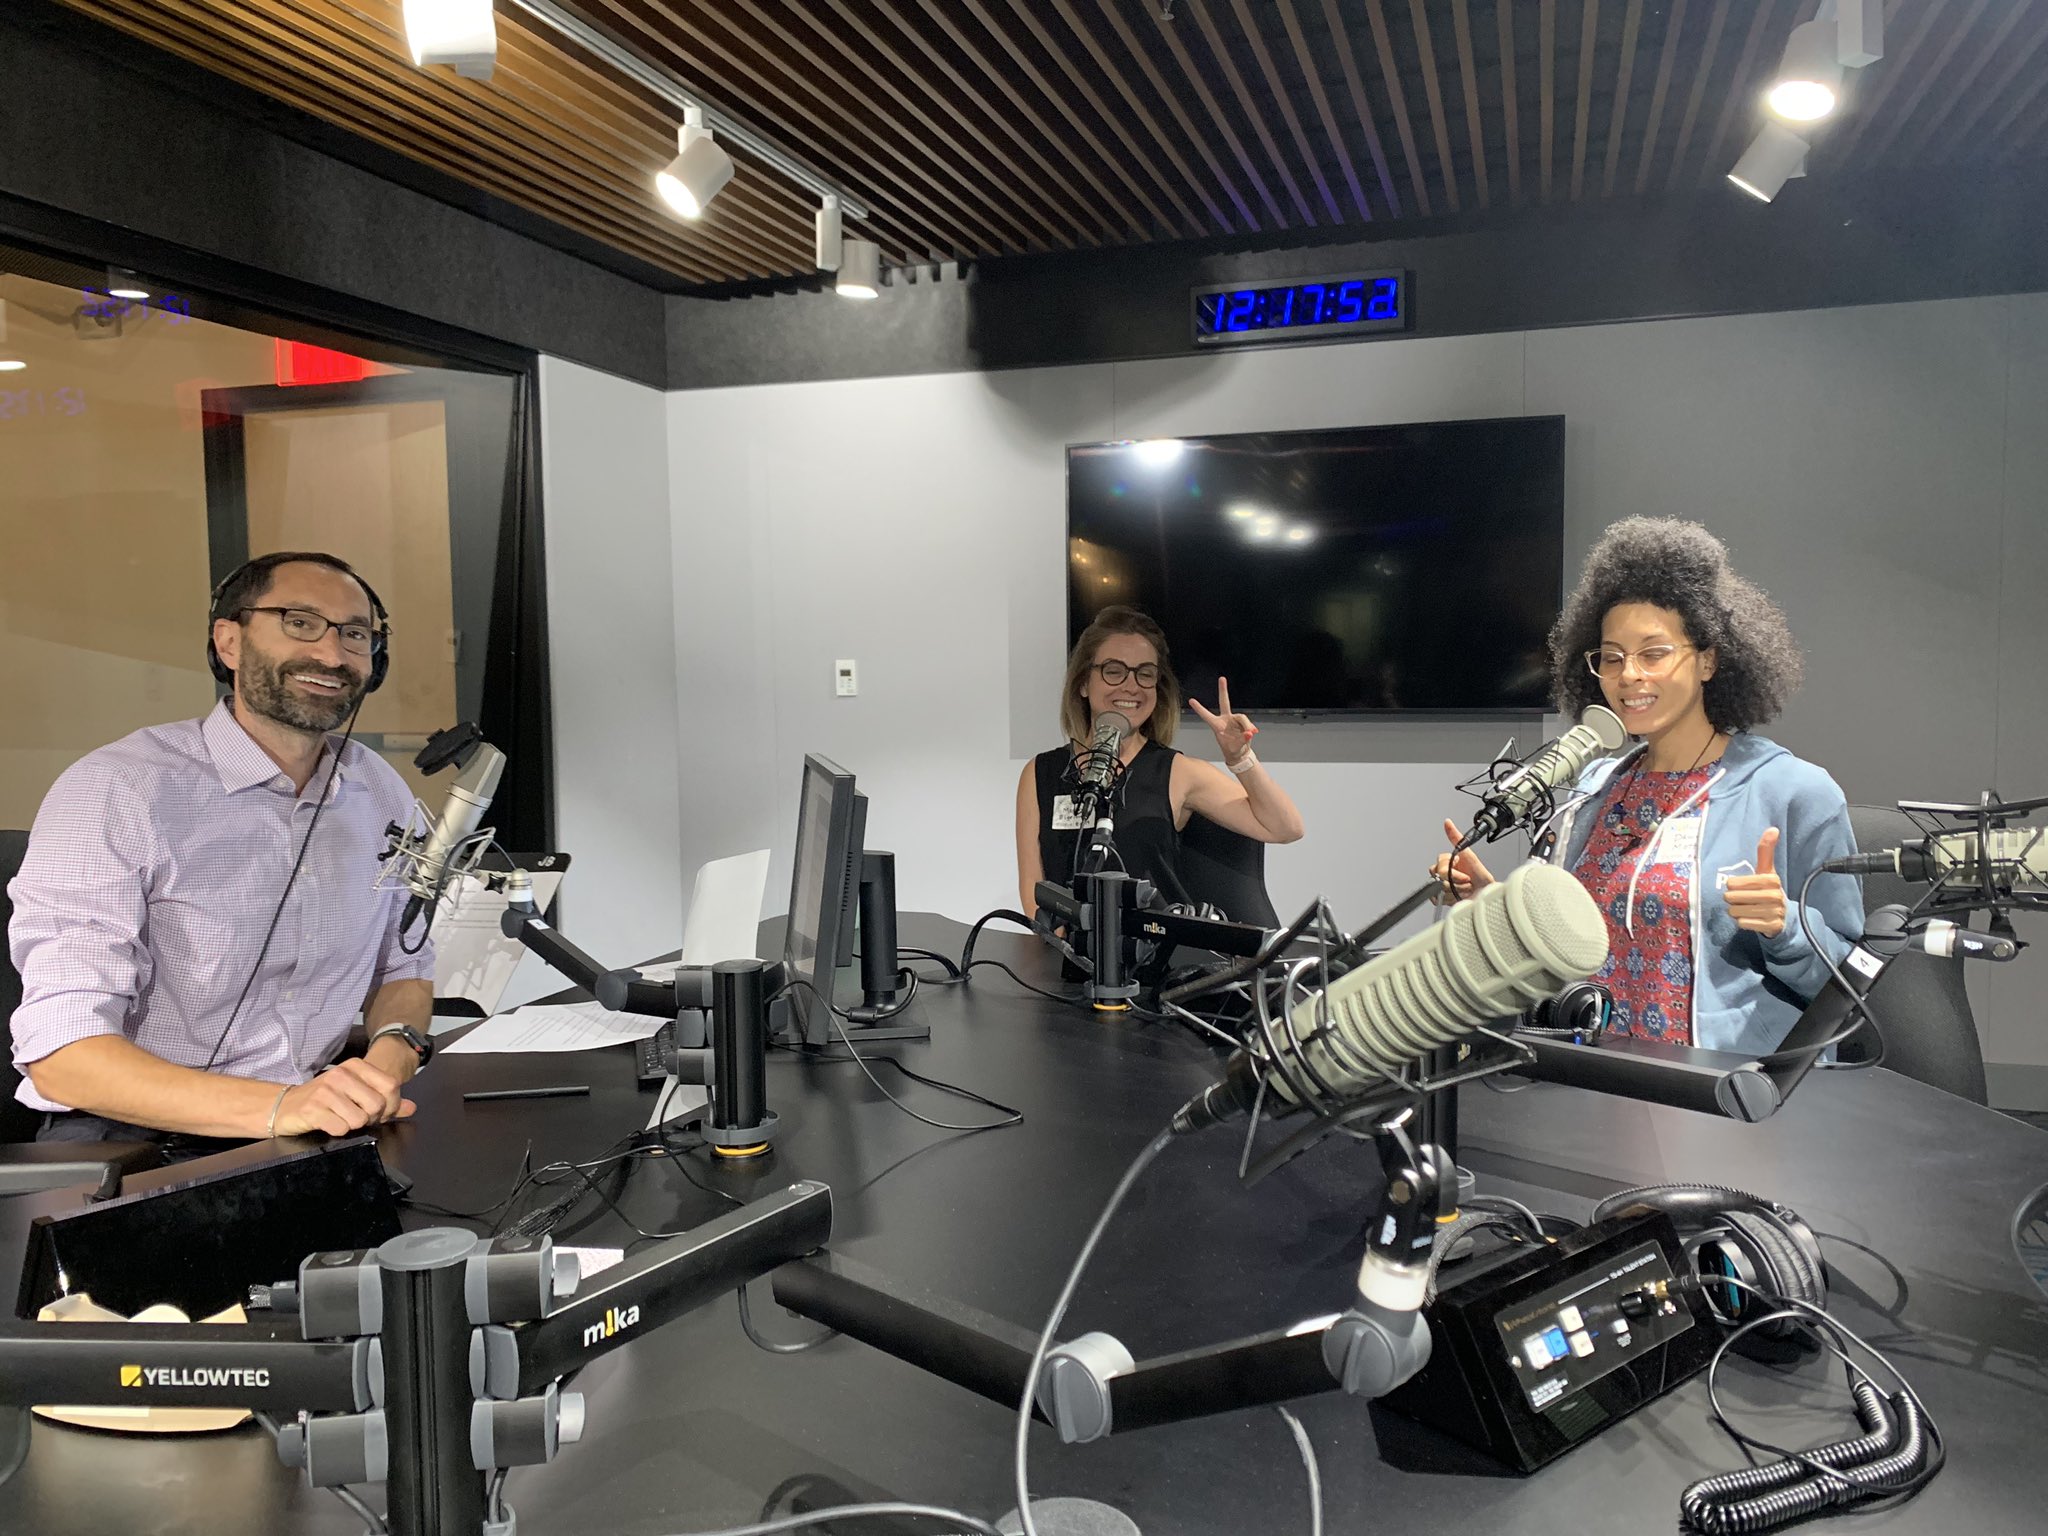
top-left (1460, 706), bottom-right (1628, 850)
top-left (1077, 710), bottom-right (1131, 800)
top-left (1864, 905), bottom-right (2022, 962)
top-left (1174, 862), bottom-right (1609, 1134)
top-left (390, 744), bottom-right (505, 931)
top-left (1824, 825), bottom-right (2047, 893)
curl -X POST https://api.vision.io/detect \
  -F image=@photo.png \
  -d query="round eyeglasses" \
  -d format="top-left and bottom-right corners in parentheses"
top-left (1092, 660), bottom-right (1160, 688)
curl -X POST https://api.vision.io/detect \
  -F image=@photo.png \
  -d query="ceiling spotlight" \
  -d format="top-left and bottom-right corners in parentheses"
top-left (1767, 18), bottom-right (1843, 122)
top-left (1132, 439), bottom-right (1185, 468)
top-left (0, 360), bottom-right (25, 373)
top-left (106, 268), bottom-right (150, 301)
top-left (1227, 504), bottom-right (1257, 521)
top-left (837, 238), bottom-right (881, 300)
top-left (402, 0), bottom-right (497, 80)
top-left (1285, 526), bottom-right (1313, 544)
top-left (1728, 123), bottom-right (1809, 203)
top-left (815, 193), bottom-right (843, 271)
top-left (656, 106), bottom-right (735, 220)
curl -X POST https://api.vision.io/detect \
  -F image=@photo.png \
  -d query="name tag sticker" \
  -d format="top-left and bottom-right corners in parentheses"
top-left (1052, 795), bottom-right (1096, 831)
top-left (1655, 819), bottom-right (1702, 865)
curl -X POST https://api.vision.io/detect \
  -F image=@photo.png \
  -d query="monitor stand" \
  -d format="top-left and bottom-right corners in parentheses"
top-left (838, 850), bottom-right (930, 1044)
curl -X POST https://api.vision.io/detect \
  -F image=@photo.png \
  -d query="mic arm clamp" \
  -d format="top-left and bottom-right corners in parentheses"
top-left (772, 1131), bottom-right (1456, 1445)
top-left (1323, 1131), bottom-right (1453, 1397)
top-left (0, 1187), bottom-right (832, 1533)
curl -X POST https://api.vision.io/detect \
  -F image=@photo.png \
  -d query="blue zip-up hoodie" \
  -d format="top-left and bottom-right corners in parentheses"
top-left (1535, 732), bottom-right (1864, 1055)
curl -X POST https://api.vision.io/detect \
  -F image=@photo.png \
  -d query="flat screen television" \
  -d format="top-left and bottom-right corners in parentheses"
top-left (1065, 416), bottom-right (1565, 715)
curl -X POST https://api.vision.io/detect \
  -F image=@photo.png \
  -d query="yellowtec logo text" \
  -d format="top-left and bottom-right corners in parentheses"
top-left (120, 1365), bottom-right (271, 1389)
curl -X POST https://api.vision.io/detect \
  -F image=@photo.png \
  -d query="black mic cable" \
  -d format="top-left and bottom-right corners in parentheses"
top-left (201, 695), bottom-right (364, 1074)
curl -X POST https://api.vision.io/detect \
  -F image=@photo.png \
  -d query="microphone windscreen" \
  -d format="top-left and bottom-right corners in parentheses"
top-left (1581, 705), bottom-right (1627, 752)
top-left (1094, 710), bottom-right (1132, 747)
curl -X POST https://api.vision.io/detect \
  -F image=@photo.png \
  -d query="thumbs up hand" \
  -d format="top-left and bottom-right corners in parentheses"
top-left (1724, 826), bottom-right (1787, 936)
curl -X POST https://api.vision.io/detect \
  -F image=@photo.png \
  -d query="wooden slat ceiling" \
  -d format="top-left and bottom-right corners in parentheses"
top-left (47, 1), bottom-right (2048, 291)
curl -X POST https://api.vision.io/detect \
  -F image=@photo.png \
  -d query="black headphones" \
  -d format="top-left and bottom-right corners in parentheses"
top-left (1524, 979), bottom-right (1613, 1041)
top-left (206, 553), bottom-right (391, 694)
top-left (1593, 1182), bottom-right (1828, 1343)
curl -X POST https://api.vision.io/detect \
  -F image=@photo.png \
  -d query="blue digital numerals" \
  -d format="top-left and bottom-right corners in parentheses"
top-left (1208, 276), bottom-right (1400, 334)
top-left (1219, 289), bottom-right (1259, 331)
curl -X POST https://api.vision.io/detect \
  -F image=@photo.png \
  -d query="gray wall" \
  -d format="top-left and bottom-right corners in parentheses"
top-left (523, 357), bottom-right (684, 1008)
top-left (664, 293), bottom-right (2048, 1096)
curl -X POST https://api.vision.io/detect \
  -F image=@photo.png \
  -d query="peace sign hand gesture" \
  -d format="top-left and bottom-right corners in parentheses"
top-left (1189, 677), bottom-right (1259, 768)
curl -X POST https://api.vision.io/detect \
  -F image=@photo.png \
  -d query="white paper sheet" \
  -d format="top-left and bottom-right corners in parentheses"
top-left (680, 848), bottom-right (772, 964)
top-left (635, 849), bottom-right (771, 980)
top-left (438, 1001), bottom-right (669, 1055)
top-left (555, 1247), bottom-right (627, 1281)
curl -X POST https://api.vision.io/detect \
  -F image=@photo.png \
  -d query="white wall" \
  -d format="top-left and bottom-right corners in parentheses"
top-left (521, 356), bottom-right (683, 1006)
top-left (663, 295), bottom-right (2048, 1089)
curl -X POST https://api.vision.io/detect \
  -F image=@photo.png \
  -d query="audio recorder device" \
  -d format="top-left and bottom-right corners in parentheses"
top-left (1380, 1210), bottom-right (1721, 1471)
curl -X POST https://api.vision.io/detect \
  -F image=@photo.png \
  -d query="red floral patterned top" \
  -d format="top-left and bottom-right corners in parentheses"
top-left (1571, 764), bottom-right (1716, 1045)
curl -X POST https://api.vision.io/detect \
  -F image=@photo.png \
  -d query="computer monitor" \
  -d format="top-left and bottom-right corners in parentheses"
top-left (785, 754), bottom-right (860, 1049)
top-left (784, 756), bottom-right (925, 1047)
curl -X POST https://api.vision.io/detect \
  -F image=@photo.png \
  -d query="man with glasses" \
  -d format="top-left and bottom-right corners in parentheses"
top-left (8, 552), bottom-right (434, 1149)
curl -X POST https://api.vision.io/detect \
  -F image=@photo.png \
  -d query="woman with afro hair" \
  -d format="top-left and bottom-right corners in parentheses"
top-left (1431, 518), bottom-right (1863, 1053)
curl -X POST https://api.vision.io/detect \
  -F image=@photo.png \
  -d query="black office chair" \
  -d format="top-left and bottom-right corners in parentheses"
top-left (2, 828), bottom-right (163, 1191)
top-left (1177, 814), bottom-right (1281, 929)
top-left (1839, 804), bottom-right (1988, 1104)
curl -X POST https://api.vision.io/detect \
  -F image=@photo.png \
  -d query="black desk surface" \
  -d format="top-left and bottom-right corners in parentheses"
top-left (5, 916), bottom-right (2047, 1535)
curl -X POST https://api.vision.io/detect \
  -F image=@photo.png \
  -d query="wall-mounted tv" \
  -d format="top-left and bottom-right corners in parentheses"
top-left (1066, 416), bottom-right (1565, 715)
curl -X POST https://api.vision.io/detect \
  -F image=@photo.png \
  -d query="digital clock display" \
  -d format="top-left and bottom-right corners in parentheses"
top-left (1192, 270), bottom-right (1410, 346)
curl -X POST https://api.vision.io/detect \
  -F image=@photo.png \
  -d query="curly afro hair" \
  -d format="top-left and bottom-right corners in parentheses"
top-left (1549, 518), bottom-right (1802, 732)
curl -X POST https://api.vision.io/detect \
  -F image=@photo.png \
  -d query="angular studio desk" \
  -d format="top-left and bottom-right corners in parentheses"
top-left (3, 917), bottom-right (2044, 1535)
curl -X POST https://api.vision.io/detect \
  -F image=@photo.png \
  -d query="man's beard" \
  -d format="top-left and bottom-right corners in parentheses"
top-left (237, 646), bottom-right (366, 734)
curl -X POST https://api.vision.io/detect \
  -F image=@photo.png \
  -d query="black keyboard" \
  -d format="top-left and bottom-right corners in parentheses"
top-left (635, 1022), bottom-right (676, 1085)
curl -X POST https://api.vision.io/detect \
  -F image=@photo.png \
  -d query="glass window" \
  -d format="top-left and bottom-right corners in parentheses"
top-left (0, 239), bottom-right (547, 845)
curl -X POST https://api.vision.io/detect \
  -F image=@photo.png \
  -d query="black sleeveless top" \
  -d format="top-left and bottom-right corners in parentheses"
top-left (1033, 737), bottom-right (1189, 907)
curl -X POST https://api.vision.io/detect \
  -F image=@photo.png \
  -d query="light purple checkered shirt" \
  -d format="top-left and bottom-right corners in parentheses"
top-left (8, 701), bottom-right (433, 1113)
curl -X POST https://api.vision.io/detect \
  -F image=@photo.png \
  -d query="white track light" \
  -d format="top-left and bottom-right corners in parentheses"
top-left (656, 106), bottom-right (735, 219)
top-left (403, 0), bottom-right (497, 80)
top-left (815, 194), bottom-right (843, 272)
top-left (1838, 0), bottom-right (1884, 68)
top-left (1728, 123), bottom-right (1810, 203)
top-left (836, 238), bottom-right (880, 300)
top-left (106, 268), bottom-right (150, 301)
top-left (1767, 18), bottom-right (1843, 122)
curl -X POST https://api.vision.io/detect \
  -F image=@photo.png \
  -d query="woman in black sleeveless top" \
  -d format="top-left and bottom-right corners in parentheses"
top-left (1015, 606), bottom-right (1304, 918)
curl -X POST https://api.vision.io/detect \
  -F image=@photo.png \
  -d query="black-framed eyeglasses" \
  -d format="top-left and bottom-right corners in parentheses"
top-left (238, 606), bottom-right (385, 656)
top-left (1091, 660), bottom-right (1160, 687)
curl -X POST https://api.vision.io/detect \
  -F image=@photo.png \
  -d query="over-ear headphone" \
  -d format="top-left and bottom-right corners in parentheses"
top-left (1524, 980), bottom-right (1612, 1041)
top-left (1593, 1182), bottom-right (1828, 1342)
top-left (207, 553), bottom-right (390, 694)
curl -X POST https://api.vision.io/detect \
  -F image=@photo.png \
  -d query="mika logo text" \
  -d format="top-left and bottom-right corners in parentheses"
top-left (582, 1304), bottom-right (641, 1347)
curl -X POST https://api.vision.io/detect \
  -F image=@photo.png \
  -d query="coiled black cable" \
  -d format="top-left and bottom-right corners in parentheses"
top-left (1677, 1277), bottom-right (1944, 1534)
top-left (1681, 1378), bottom-right (1933, 1533)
